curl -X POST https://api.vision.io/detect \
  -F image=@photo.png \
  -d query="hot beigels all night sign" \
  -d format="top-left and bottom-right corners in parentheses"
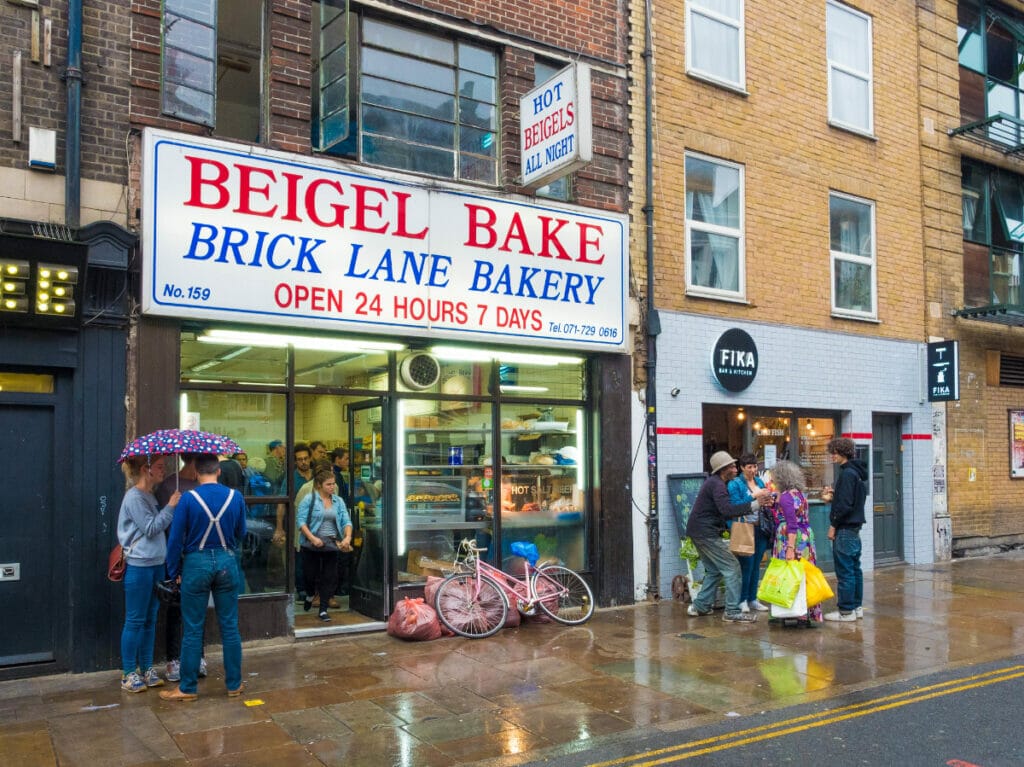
top-left (140, 129), bottom-right (627, 351)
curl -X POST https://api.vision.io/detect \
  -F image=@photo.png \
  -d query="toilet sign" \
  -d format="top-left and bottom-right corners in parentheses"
top-left (520, 63), bottom-right (593, 188)
top-left (927, 340), bottom-right (959, 402)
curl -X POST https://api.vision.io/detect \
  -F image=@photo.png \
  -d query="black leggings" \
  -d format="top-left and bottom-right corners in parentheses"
top-left (301, 547), bottom-right (339, 611)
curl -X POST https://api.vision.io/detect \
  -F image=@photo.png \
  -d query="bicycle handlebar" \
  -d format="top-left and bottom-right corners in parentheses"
top-left (458, 537), bottom-right (487, 554)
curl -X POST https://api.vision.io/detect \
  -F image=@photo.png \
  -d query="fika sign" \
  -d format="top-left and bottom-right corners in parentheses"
top-left (520, 63), bottom-right (593, 188)
top-left (927, 340), bottom-right (959, 402)
top-left (711, 328), bottom-right (758, 392)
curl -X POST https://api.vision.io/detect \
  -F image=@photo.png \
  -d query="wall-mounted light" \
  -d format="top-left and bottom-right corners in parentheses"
top-left (0, 260), bottom-right (30, 313)
top-left (670, 387), bottom-right (680, 397)
top-left (805, 419), bottom-right (813, 430)
top-left (737, 408), bottom-right (745, 421)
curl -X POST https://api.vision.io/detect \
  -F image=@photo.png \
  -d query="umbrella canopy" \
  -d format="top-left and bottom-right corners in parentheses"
top-left (118, 428), bottom-right (241, 463)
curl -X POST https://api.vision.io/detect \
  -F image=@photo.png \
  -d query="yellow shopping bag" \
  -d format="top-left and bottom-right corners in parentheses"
top-left (802, 560), bottom-right (834, 607)
top-left (756, 558), bottom-right (803, 608)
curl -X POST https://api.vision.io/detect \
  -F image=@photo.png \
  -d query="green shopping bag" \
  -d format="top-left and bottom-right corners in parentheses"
top-left (756, 558), bottom-right (803, 608)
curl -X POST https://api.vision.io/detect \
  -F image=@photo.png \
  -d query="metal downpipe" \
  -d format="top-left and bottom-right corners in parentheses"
top-left (65, 0), bottom-right (83, 229)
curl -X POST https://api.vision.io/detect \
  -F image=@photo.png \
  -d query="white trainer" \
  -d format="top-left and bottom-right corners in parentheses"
top-left (823, 610), bottom-right (857, 622)
top-left (855, 607), bottom-right (864, 619)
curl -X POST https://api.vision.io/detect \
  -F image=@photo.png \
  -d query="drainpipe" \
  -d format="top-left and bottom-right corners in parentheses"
top-left (643, 0), bottom-right (661, 600)
top-left (65, 0), bottom-right (83, 229)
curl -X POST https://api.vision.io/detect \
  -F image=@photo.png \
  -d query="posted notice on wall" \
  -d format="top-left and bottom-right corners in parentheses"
top-left (140, 129), bottom-right (627, 351)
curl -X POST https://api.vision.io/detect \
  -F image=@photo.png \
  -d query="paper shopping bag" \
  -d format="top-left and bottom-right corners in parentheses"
top-left (728, 521), bottom-right (755, 556)
top-left (756, 558), bottom-right (803, 608)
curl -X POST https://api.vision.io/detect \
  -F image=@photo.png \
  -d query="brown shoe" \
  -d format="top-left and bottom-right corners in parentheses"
top-left (159, 687), bottom-right (198, 702)
top-left (227, 682), bottom-right (246, 697)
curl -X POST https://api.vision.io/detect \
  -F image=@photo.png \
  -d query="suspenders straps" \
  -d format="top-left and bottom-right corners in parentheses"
top-left (188, 488), bottom-right (235, 550)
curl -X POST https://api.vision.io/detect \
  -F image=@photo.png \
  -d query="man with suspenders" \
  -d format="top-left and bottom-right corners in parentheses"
top-left (161, 454), bottom-right (248, 701)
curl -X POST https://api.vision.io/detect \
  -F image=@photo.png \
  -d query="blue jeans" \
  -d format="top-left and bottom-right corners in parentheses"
top-left (121, 563), bottom-right (163, 676)
top-left (691, 535), bottom-right (743, 614)
top-left (180, 549), bottom-right (242, 694)
top-left (738, 529), bottom-right (771, 604)
top-left (832, 527), bottom-right (863, 612)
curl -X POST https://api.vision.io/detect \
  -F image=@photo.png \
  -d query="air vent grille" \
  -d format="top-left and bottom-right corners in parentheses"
top-left (1000, 354), bottom-right (1024, 387)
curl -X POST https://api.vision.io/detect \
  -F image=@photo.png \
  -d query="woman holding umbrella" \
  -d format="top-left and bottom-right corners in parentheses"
top-left (116, 454), bottom-right (180, 692)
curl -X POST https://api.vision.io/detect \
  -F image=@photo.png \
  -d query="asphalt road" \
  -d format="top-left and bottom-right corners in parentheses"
top-left (524, 657), bottom-right (1024, 767)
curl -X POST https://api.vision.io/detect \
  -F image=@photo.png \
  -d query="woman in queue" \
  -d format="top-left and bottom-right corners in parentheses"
top-left (116, 455), bottom-right (180, 692)
top-left (727, 453), bottom-right (774, 613)
top-left (770, 459), bottom-right (823, 624)
top-left (296, 467), bottom-right (353, 623)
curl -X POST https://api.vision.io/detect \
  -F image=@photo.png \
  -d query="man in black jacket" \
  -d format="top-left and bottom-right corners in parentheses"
top-left (823, 437), bottom-right (868, 622)
top-left (685, 451), bottom-right (770, 623)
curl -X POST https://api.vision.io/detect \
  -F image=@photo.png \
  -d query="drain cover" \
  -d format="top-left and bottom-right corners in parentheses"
top-left (676, 632), bottom-right (706, 640)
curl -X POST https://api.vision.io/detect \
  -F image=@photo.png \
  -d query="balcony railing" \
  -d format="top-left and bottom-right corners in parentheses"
top-left (957, 245), bottom-right (1024, 326)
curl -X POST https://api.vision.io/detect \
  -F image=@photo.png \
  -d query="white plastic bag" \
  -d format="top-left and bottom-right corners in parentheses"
top-left (770, 572), bottom-right (807, 619)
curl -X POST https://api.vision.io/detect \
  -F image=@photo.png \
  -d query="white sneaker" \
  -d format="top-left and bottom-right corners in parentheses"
top-left (165, 659), bottom-right (180, 682)
top-left (855, 607), bottom-right (864, 619)
top-left (823, 610), bottom-right (857, 622)
top-left (687, 604), bottom-right (712, 617)
top-left (740, 601), bottom-right (750, 613)
top-left (749, 600), bottom-right (770, 612)
top-left (198, 657), bottom-right (208, 678)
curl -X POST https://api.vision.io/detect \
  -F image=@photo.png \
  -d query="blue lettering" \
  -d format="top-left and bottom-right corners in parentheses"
top-left (293, 237), bottom-right (324, 273)
top-left (248, 230), bottom-right (270, 267)
top-left (426, 254), bottom-right (451, 287)
top-left (541, 269), bottom-right (562, 301)
top-left (470, 260), bottom-right (495, 292)
top-left (515, 267), bottom-right (541, 298)
top-left (266, 234), bottom-right (294, 270)
top-left (182, 222), bottom-right (218, 261)
top-left (583, 275), bottom-right (604, 304)
top-left (562, 272), bottom-right (584, 303)
top-left (216, 227), bottom-right (249, 265)
top-left (344, 243), bottom-right (368, 278)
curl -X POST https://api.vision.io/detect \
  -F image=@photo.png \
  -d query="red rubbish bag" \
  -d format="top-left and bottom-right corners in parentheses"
top-left (386, 597), bottom-right (443, 641)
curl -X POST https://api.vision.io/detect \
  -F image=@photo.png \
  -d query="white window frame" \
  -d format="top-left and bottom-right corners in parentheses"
top-left (826, 0), bottom-right (874, 136)
top-left (684, 152), bottom-right (746, 301)
top-left (829, 191), bottom-right (877, 320)
top-left (685, 0), bottom-right (746, 91)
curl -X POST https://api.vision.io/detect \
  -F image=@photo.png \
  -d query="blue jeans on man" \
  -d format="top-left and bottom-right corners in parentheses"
top-left (121, 563), bottom-right (163, 675)
top-left (179, 549), bottom-right (242, 694)
top-left (690, 535), bottom-right (743, 614)
top-left (832, 527), bottom-right (863, 612)
top-left (738, 528), bottom-right (770, 605)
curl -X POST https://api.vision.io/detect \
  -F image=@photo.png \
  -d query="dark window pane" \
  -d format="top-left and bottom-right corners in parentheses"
top-left (363, 17), bottom-right (453, 63)
top-left (362, 105), bottom-right (454, 149)
top-left (165, 47), bottom-right (215, 92)
top-left (166, 15), bottom-right (216, 57)
top-left (460, 153), bottom-right (497, 184)
top-left (459, 42), bottom-right (495, 76)
top-left (458, 97), bottom-right (496, 130)
top-left (165, 84), bottom-right (215, 125)
top-left (322, 45), bottom-right (348, 86)
top-left (459, 126), bottom-right (496, 157)
top-left (362, 47), bottom-right (454, 92)
top-left (363, 134), bottom-right (455, 177)
top-left (957, 2), bottom-right (983, 72)
top-left (458, 71), bottom-right (496, 104)
top-left (362, 75), bottom-right (454, 120)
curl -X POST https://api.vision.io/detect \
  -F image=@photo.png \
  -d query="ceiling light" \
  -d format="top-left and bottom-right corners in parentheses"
top-left (430, 345), bottom-right (582, 365)
top-left (198, 329), bottom-right (404, 353)
top-left (499, 385), bottom-right (550, 393)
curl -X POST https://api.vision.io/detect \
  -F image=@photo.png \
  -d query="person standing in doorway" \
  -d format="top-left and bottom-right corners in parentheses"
top-left (160, 454), bottom-right (247, 701)
top-left (685, 451), bottom-right (770, 623)
top-left (822, 437), bottom-right (868, 622)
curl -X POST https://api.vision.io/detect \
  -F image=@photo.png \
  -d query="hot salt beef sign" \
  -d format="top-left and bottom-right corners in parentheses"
top-left (139, 128), bottom-right (627, 351)
top-left (711, 328), bottom-right (758, 392)
top-left (520, 63), bottom-right (593, 188)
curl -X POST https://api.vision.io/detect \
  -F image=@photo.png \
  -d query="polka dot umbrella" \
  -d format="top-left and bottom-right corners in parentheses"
top-left (117, 428), bottom-right (241, 463)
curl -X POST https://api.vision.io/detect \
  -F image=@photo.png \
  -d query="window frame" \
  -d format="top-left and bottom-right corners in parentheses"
top-left (684, 151), bottom-right (746, 301)
top-left (161, 0), bottom-right (218, 128)
top-left (826, 0), bottom-right (874, 136)
top-left (829, 191), bottom-right (877, 320)
top-left (685, 0), bottom-right (746, 91)
top-left (314, 8), bottom-right (500, 186)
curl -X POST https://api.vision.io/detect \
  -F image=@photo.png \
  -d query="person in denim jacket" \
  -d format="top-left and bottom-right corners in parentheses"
top-left (296, 468), bottom-right (353, 622)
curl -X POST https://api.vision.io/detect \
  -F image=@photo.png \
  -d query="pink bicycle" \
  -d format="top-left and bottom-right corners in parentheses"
top-left (433, 539), bottom-right (594, 638)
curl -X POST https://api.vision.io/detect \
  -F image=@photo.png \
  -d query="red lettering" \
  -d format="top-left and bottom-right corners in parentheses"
top-left (184, 156), bottom-right (230, 210)
top-left (280, 173), bottom-right (304, 222)
top-left (304, 179), bottom-right (347, 228)
top-left (393, 191), bottom-right (428, 239)
top-left (351, 184), bottom-right (389, 234)
top-left (464, 204), bottom-right (498, 248)
top-left (538, 216), bottom-right (572, 260)
top-left (293, 285), bottom-right (310, 305)
top-left (566, 102), bottom-right (574, 126)
top-left (310, 286), bottom-right (325, 312)
top-left (274, 283), bottom-right (292, 307)
top-left (577, 222), bottom-right (605, 264)
top-left (499, 212), bottom-right (534, 255)
top-left (234, 164), bottom-right (277, 217)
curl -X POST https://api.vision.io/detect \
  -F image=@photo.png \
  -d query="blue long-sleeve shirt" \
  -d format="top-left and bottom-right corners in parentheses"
top-left (165, 482), bottom-right (247, 579)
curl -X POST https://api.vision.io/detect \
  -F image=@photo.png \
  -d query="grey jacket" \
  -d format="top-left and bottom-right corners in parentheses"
top-left (116, 487), bottom-right (175, 567)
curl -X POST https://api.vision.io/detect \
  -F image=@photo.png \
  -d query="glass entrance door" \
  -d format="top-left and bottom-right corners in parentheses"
top-left (348, 398), bottom-right (390, 620)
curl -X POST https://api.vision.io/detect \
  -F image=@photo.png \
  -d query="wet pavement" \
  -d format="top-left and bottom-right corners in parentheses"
top-left (4, 552), bottom-right (1024, 766)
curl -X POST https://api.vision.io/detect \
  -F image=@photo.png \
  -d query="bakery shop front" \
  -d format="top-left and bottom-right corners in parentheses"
top-left (133, 129), bottom-right (633, 636)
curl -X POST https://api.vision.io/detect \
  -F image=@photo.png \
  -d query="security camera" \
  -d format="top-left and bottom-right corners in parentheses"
top-left (670, 387), bottom-right (680, 397)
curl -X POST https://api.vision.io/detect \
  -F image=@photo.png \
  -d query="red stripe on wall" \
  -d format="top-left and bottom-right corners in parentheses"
top-left (902, 433), bottom-right (931, 441)
top-left (841, 433), bottom-right (874, 440)
top-left (656, 427), bottom-right (703, 436)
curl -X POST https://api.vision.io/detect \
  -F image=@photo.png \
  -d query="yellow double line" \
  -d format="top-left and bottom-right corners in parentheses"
top-left (589, 664), bottom-right (1024, 766)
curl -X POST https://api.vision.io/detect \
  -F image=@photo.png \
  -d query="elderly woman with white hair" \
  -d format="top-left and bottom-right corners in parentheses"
top-left (769, 459), bottom-right (822, 624)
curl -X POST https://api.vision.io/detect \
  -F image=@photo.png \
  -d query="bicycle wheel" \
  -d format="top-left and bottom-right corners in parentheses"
top-left (434, 573), bottom-right (509, 639)
top-left (533, 566), bottom-right (595, 625)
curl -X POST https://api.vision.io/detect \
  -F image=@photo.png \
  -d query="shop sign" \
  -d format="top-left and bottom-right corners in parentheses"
top-left (711, 328), bottom-right (758, 392)
top-left (140, 128), bottom-right (627, 351)
top-left (520, 63), bottom-right (593, 188)
top-left (926, 340), bottom-right (959, 402)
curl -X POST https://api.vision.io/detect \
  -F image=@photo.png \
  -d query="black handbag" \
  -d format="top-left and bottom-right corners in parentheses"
top-left (758, 505), bottom-right (776, 538)
top-left (155, 578), bottom-right (181, 605)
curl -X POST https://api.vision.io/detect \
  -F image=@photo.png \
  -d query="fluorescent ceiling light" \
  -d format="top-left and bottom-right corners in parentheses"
top-left (430, 345), bottom-right (583, 366)
top-left (500, 385), bottom-right (549, 393)
top-left (198, 329), bottom-right (404, 353)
